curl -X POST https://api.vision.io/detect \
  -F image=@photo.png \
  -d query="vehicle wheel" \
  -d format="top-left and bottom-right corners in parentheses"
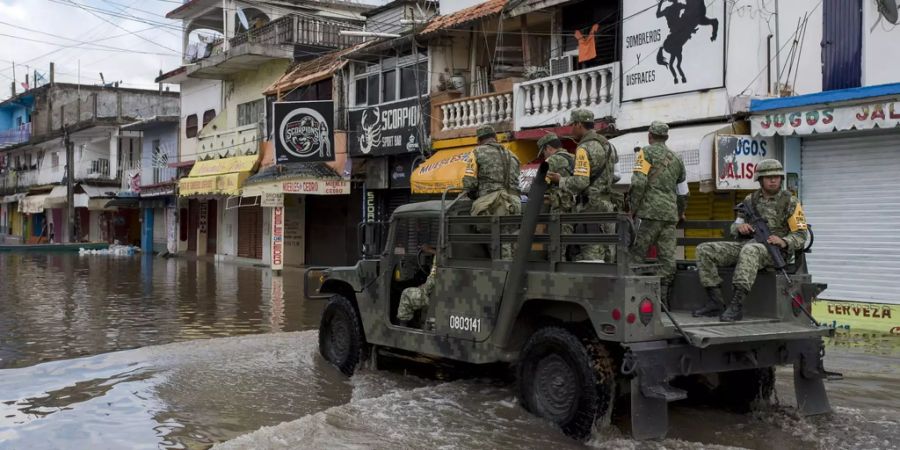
top-left (716, 367), bottom-right (775, 413)
top-left (319, 294), bottom-right (366, 376)
top-left (517, 327), bottom-right (615, 440)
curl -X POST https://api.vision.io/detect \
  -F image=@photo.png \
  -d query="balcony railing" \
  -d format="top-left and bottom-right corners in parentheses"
top-left (228, 15), bottom-right (364, 50)
top-left (513, 62), bottom-right (619, 131)
top-left (76, 159), bottom-right (112, 181)
top-left (119, 160), bottom-right (142, 192)
top-left (0, 123), bottom-right (32, 148)
top-left (434, 90), bottom-right (513, 139)
top-left (0, 170), bottom-right (37, 194)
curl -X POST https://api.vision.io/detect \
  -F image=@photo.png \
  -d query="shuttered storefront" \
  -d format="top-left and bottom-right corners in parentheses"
top-left (682, 185), bottom-right (753, 259)
top-left (801, 132), bottom-right (900, 305)
top-left (238, 205), bottom-right (264, 259)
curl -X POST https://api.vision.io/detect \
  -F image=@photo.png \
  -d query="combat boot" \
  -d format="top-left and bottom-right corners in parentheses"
top-left (692, 286), bottom-right (725, 317)
top-left (719, 287), bottom-right (748, 322)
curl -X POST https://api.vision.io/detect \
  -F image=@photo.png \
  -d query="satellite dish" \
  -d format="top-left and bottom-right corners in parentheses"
top-left (876, 0), bottom-right (899, 24)
top-left (236, 8), bottom-right (250, 31)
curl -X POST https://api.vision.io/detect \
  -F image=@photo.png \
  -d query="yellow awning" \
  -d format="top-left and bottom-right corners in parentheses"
top-left (411, 139), bottom-right (539, 194)
top-left (188, 155), bottom-right (259, 177)
top-left (179, 155), bottom-right (259, 197)
top-left (179, 172), bottom-right (251, 197)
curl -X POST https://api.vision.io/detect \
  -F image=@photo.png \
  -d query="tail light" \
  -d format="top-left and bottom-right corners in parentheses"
top-left (611, 308), bottom-right (622, 321)
top-left (638, 298), bottom-right (654, 326)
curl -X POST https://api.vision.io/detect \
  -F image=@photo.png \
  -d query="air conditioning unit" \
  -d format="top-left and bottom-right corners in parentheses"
top-left (549, 51), bottom-right (578, 76)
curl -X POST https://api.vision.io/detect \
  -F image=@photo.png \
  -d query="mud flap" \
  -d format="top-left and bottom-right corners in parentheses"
top-left (630, 377), bottom-right (669, 441)
top-left (793, 361), bottom-right (831, 416)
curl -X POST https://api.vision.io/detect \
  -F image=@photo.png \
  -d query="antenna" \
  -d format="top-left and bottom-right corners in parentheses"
top-left (872, 0), bottom-right (899, 31)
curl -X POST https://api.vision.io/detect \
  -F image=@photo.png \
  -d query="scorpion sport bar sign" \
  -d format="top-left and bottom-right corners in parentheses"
top-left (274, 101), bottom-right (335, 163)
top-left (348, 97), bottom-right (429, 157)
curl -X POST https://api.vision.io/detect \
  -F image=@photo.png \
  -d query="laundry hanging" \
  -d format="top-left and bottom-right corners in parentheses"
top-left (575, 24), bottom-right (600, 63)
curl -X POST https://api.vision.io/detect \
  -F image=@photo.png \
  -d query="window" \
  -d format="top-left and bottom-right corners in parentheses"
top-left (354, 78), bottom-right (367, 106)
top-left (237, 99), bottom-right (264, 127)
top-left (202, 109), bottom-right (216, 127)
top-left (185, 114), bottom-right (198, 138)
top-left (51, 152), bottom-right (59, 169)
top-left (400, 62), bottom-right (427, 98)
top-left (366, 74), bottom-right (380, 105)
top-left (152, 139), bottom-right (162, 183)
top-left (382, 69), bottom-right (397, 102)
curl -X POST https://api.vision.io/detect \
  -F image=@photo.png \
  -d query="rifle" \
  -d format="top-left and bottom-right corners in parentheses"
top-left (735, 200), bottom-right (820, 326)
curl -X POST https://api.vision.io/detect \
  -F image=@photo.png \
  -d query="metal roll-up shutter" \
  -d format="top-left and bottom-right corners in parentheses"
top-left (801, 132), bottom-right (900, 305)
top-left (238, 205), bottom-right (263, 259)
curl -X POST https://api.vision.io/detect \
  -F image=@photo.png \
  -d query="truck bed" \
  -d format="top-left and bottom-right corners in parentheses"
top-left (662, 312), bottom-right (832, 348)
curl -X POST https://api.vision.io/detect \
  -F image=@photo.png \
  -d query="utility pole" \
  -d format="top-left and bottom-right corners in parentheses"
top-left (64, 126), bottom-right (76, 243)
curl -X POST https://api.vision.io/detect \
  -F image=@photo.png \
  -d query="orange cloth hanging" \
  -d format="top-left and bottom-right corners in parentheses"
top-left (575, 24), bottom-right (600, 63)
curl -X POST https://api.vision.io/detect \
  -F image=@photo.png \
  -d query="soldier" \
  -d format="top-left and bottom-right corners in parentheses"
top-left (629, 121), bottom-right (688, 307)
top-left (692, 159), bottom-right (808, 322)
top-left (462, 125), bottom-right (522, 259)
top-left (538, 132), bottom-right (577, 259)
top-left (397, 247), bottom-right (436, 324)
top-left (547, 108), bottom-right (620, 262)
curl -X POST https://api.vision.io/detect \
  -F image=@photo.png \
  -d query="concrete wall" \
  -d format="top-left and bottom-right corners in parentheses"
top-left (223, 59), bottom-right (289, 130)
top-left (0, 104), bottom-right (29, 130)
top-left (179, 78), bottom-right (222, 163)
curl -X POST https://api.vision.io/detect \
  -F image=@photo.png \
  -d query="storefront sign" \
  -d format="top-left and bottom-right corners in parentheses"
top-left (261, 192), bottom-right (284, 207)
top-left (365, 190), bottom-right (376, 222)
top-left (282, 179), bottom-right (350, 195)
top-left (752, 100), bottom-right (900, 136)
top-left (198, 201), bottom-right (208, 234)
top-left (274, 101), bottom-right (335, 163)
top-left (189, 155), bottom-right (259, 177)
top-left (621, 0), bottom-right (725, 101)
top-left (813, 300), bottom-right (898, 333)
top-left (348, 97), bottom-right (430, 157)
top-left (179, 172), bottom-right (251, 197)
top-left (271, 206), bottom-right (284, 270)
top-left (715, 135), bottom-right (773, 190)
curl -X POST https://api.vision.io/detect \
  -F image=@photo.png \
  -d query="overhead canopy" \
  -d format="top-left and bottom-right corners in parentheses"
top-left (241, 162), bottom-right (350, 196)
top-left (420, 0), bottom-right (507, 36)
top-left (263, 41), bottom-right (371, 97)
top-left (179, 155), bottom-right (259, 197)
top-left (410, 140), bottom-right (539, 194)
top-left (18, 194), bottom-right (49, 214)
top-left (1, 193), bottom-right (25, 204)
top-left (44, 185), bottom-right (70, 208)
top-left (609, 123), bottom-right (735, 185)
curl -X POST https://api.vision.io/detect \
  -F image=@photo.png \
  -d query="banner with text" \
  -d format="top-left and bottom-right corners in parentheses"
top-left (348, 97), bottom-right (430, 157)
top-left (751, 100), bottom-right (900, 136)
top-left (621, 0), bottom-right (725, 101)
top-left (715, 135), bottom-right (773, 190)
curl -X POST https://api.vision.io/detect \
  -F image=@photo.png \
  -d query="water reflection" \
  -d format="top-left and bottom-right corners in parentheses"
top-left (0, 253), bottom-right (322, 369)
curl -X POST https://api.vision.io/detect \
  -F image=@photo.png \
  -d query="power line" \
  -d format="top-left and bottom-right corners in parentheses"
top-left (0, 32), bottom-right (177, 56)
top-left (0, 21), bottom-right (178, 57)
top-left (45, 0), bottom-right (184, 32)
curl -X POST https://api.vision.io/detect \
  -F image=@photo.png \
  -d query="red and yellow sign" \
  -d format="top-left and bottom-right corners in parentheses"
top-left (411, 137), bottom-right (539, 194)
top-left (179, 155), bottom-right (259, 197)
top-left (189, 155), bottom-right (259, 177)
top-left (813, 300), bottom-right (899, 334)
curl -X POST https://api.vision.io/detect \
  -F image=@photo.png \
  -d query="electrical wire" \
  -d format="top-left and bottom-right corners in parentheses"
top-left (47, 0), bottom-right (182, 53)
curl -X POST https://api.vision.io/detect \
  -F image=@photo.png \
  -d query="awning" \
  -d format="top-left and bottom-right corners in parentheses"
top-left (263, 42), bottom-right (372, 97)
top-left (609, 123), bottom-right (736, 185)
top-left (420, 0), bottom-right (506, 35)
top-left (44, 185), bottom-right (69, 208)
top-left (18, 194), bottom-right (49, 214)
top-left (80, 184), bottom-right (117, 198)
top-left (104, 198), bottom-right (140, 209)
top-left (410, 139), bottom-right (539, 194)
top-left (241, 162), bottom-right (350, 196)
top-left (1, 193), bottom-right (25, 204)
top-left (179, 155), bottom-right (259, 197)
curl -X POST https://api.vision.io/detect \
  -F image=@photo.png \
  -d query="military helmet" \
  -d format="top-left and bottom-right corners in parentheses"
top-left (537, 132), bottom-right (559, 150)
top-left (754, 158), bottom-right (785, 180)
top-left (476, 125), bottom-right (496, 139)
top-left (649, 120), bottom-right (669, 137)
top-left (567, 108), bottom-right (594, 124)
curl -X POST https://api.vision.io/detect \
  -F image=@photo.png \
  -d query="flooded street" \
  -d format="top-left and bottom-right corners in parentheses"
top-left (1, 254), bottom-right (898, 449)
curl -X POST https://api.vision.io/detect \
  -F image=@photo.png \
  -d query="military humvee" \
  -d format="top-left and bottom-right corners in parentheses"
top-left (316, 163), bottom-right (834, 440)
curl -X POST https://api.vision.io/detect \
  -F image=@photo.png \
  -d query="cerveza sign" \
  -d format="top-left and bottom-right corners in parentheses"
top-left (274, 101), bottom-right (335, 163)
top-left (349, 97), bottom-right (430, 157)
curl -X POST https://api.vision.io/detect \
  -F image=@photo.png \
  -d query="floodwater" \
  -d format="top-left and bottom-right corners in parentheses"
top-left (0, 254), bottom-right (898, 450)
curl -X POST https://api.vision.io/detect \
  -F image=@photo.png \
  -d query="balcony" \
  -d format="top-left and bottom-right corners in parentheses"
top-left (196, 124), bottom-right (259, 160)
top-left (0, 123), bottom-right (32, 149)
top-left (0, 170), bottom-right (37, 195)
top-left (432, 90), bottom-right (514, 140)
top-left (187, 15), bottom-right (365, 80)
top-left (513, 62), bottom-right (619, 131)
top-left (75, 159), bottom-right (113, 181)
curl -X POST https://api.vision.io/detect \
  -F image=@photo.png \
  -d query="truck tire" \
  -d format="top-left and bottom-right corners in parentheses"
top-left (716, 367), bottom-right (775, 412)
top-left (517, 327), bottom-right (614, 440)
top-left (319, 294), bottom-right (366, 376)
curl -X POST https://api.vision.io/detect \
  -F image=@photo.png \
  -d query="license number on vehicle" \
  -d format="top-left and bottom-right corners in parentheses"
top-left (449, 315), bottom-right (482, 333)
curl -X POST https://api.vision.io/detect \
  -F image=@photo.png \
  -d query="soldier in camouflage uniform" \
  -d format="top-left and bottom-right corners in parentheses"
top-left (547, 109), bottom-right (620, 262)
top-left (629, 121), bottom-right (688, 307)
top-left (397, 263), bottom-right (436, 323)
top-left (463, 125), bottom-right (522, 259)
top-left (693, 159), bottom-right (809, 322)
top-left (539, 133), bottom-right (578, 260)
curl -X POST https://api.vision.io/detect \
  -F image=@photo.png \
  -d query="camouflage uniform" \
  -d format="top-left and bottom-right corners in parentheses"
top-left (463, 125), bottom-right (522, 259)
top-left (696, 189), bottom-right (808, 291)
top-left (558, 109), bottom-right (620, 262)
top-left (397, 264), bottom-right (436, 322)
top-left (629, 121), bottom-right (688, 294)
top-left (539, 133), bottom-right (576, 234)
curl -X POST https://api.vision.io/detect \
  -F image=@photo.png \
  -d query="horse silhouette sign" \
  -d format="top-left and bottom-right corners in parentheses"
top-left (621, 0), bottom-right (725, 101)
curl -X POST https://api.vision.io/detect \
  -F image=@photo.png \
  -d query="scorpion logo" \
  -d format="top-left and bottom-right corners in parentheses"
top-left (358, 107), bottom-right (382, 155)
